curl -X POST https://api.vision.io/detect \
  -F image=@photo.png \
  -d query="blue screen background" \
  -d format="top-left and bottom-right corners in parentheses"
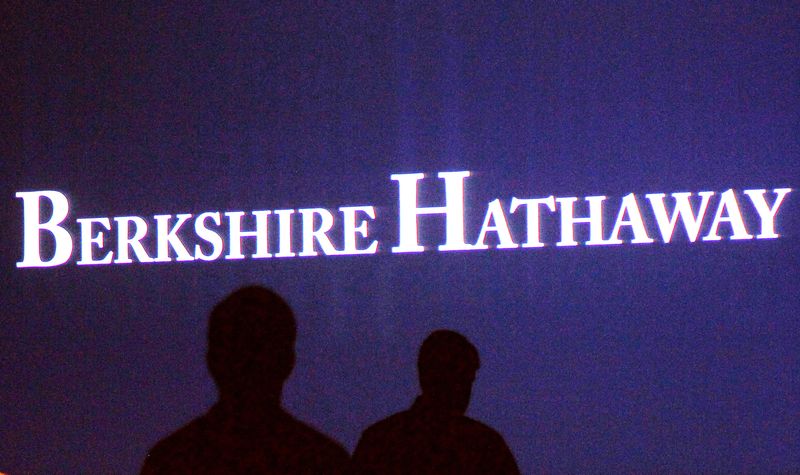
top-left (2, 3), bottom-right (798, 473)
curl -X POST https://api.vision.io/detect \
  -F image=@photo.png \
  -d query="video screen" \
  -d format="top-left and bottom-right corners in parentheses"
top-left (4, 3), bottom-right (797, 473)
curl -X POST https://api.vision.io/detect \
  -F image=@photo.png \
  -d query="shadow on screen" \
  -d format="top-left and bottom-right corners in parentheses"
top-left (348, 329), bottom-right (521, 475)
top-left (140, 286), bottom-right (348, 474)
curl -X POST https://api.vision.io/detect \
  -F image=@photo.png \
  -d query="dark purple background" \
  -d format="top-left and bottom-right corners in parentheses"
top-left (2, 2), bottom-right (798, 473)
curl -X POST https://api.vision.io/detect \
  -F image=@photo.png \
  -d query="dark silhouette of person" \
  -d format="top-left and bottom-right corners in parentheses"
top-left (140, 286), bottom-right (349, 474)
top-left (349, 330), bottom-right (520, 474)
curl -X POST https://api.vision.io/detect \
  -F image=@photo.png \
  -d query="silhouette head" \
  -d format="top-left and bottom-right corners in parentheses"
top-left (417, 330), bottom-right (480, 414)
top-left (206, 286), bottom-right (296, 400)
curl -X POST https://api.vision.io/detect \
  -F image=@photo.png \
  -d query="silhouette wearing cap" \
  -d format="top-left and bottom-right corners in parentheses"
top-left (141, 286), bottom-right (348, 474)
top-left (349, 330), bottom-right (520, 474)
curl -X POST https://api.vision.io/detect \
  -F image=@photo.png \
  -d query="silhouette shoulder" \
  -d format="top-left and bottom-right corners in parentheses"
top-left (351, 411), bottom-right (519, 475)
top-left (140, 415), bottom-right (213, 474)
top-left (457, 416), bottom-right (519, 474)
top-left (283, 413), bottom-right (351, 462)
top-left (359, 410), bottom-right (505, 445)
top-left (360, 409), bottom-right (411, 436)
top-left (141, 411), bottom-right (349, 474)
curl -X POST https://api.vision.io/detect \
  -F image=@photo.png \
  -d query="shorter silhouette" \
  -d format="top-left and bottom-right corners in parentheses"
top-left (141, 286), bottom-right (348, 474)
top-left (349, 330), bottom-right (520, 474)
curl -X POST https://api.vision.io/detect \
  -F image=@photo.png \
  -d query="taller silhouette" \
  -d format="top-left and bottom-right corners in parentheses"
top-left (349, 330), bottom-right (520, 474)
top-left (141, 286), bottom-right (348, 474)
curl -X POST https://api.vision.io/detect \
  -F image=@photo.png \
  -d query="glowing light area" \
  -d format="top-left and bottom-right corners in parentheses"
top-left (155, 214), bottom-right (194, 261)
top-left (297, 207), bottom-right (379, 256)
top-left (702, 190), bottom-right (753, 241)
top-left (13, 174), bottom-right (793, 267)
top-left (607, 194), bottom-right (655, 245)
top-left (645, 192), bottom-right (714, 242)
top-left (509, 196), bottom-right (556, 248)
top-left (299, 208), bottom-right (338, 256)
top-left (193, 212), bottom-right (224, 261)
top-left (15, 190), bottom-right (379, 267)
top-left (76, 217), bottom-right (113, 265)
top-left (341, 206), bottom-right (379, 255)
top-left (225, 211), bottom-right (271, 259)
top-left (274, 209), bottom-right (296, 258)
top-left (554, 196), bottom-right (610, 246)
top-left (392, 171), bottom-right (474, 253)
top-left (474, 199), bottom-right (517, 250)
top-left (742, 188), bottom-right (791, 239)
top-left (388, 172), bottom-right (791, 252)
top-left (16, 190), bottom-right (73, 267)
top-left (113, 216), bottom-right (153, 264)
